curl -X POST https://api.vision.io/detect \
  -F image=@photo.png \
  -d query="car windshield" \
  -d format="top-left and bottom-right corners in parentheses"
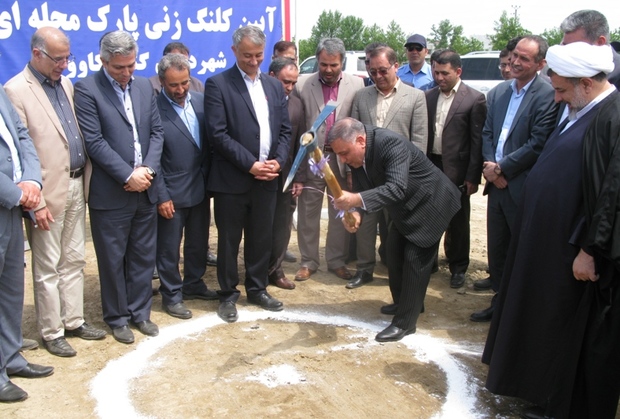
top-left (461, 57), bottom-right (502, 81)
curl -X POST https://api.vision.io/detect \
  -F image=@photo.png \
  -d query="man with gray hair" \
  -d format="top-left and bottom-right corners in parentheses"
top-left (74, 30), bottom-right (164, 344)
top-left (204, 26), bottom-right (291, 323)
top-left (482, 41), bottom-right (620, 419)
top-left (5, 26), bottom-right (106, 357)
top-left (294, 37), bottom-right (364, 283)
top-left (154, 53), bottom-right (216, 320)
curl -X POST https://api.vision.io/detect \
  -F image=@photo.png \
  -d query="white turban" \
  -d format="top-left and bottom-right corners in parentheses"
top-left (546, 42), bottom-right (615, 78)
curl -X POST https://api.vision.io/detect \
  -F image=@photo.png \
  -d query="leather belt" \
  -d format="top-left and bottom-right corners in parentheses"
top-left (69, 168), bottom-right (84, 178)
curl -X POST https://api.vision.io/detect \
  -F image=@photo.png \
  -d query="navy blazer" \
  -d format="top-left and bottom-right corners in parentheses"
top-left (74, 70), bottom-right (164, 209)
top-left (155, 91), bottom-right (208, 208)
top-left (204, 65), bottom-right (291, 194)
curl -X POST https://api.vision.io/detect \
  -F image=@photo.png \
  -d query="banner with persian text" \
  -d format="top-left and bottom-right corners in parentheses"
top-left (0, 0), bottom-right (285, 83)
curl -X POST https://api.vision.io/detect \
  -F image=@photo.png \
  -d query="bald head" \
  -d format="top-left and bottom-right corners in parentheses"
top-left (30, 27), bottom-right (71, 84)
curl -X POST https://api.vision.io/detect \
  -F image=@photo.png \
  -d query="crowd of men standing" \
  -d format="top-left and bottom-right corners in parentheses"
top-left (1, 8), bottom-right (619, 418)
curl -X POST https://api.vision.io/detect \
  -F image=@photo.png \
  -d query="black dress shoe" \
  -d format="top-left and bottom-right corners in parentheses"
top-left (44, 337), bottom-right (77, 357)
top-left (133, 320), bottom-right (159, 337)
top-left (65, 322), bottom-right (107, 340)
top-left (450, 272), bottom-right (466, 288)
top-left (470, 305), bottom-right (494, 322)
top-left (8, 363), bottom-right (54, 379)
top-left (375, 324), bottom-right (416, 342)
top-left (380, 303), bottom-right (399, 315)
top-left (112, 325), bottom-right (135, 344)
top-left (182, 288), bottom-right (218, 300)
top-left (0, 381), bottom-right (28, 403)
top-left (218, 301), bottom-right (238, 323)
top-left (473, 277), bottom-right (492, 291)
top-left (247, 292), bottom-right (284, 311)
top-left (283, 250), bottom-right (297, 263)
top-left (164, 302), bottom-right (192, 319)
top-left (206, 251), bottom-right (217, 266)
top-left (346, 271), bottom-right (373, 289)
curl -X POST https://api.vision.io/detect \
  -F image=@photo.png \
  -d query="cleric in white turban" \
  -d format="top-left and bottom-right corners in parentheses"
top-left (546, 41), bottom-right (614, 77)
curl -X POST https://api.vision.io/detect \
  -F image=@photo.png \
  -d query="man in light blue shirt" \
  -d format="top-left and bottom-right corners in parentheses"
top-left (396, 34), bottom-right (433, 89)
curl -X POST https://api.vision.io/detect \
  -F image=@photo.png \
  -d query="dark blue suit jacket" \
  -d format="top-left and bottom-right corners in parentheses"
top-left (204, 65), bottom-right (291, 194)
top-left (74, 70), bottom-right (164, 209)
top-left (155, 91), bottom-right (208, 208)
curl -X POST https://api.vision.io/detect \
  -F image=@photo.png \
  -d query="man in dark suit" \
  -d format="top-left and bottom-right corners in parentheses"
top-left (0, 84), bottom-right (53, 402)
top-left (471, 36), bottom-right (558, 322)
top-left (267, 57), bottom-right (306, 290)
top-left (74, 30), bottom-right (164, 344)
top-left (331, 118), bottom-right (461, 342)
top-left (154, 53), bottom-right (217, 320)
top-left (426, 50), bottom-right (487, 288)
top-left (204, 26), bottom-right (291, 323)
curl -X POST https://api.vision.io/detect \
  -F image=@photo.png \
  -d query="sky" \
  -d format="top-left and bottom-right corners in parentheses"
top-left (292, 1), bottom-right (619, 43)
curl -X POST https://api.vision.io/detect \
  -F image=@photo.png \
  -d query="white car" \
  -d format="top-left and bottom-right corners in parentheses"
top-left (460, 51), bottom-right (504, 96)
top-left (299, 51), bottom-right (368, 80)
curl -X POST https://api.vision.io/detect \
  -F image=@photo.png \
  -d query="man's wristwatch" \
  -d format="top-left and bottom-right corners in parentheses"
top-left (494, 164), bottom-right (502, 175)
top-left (144, 166), bottom-right (156, 177)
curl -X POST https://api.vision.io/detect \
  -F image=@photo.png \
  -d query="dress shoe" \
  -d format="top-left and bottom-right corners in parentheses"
top-left (470, 305), bottom-right (494, 322)
top-left (283, 250), bottom-right (297, 263)
top-left (294, 267), bottom-right (316, 281)
top-left (206, 251), bottom-right (218, 266)
top-left (380, 303), bottom-right (399, 315)
top-left (270, 276), bottom-right (296, 290)
top-left (450, 272), bottom-right (466, 288)
top-left (346, 271), bottom-right (373, 289)
top-left (521, 405), bottom-right (554, 419)
top-left (163, 302), bottom-right (192, 319)
top-left (20, 338), bottom-right (38, 351)
top-left (218, 301), bottom-right (238, 323)
top-left (473, 277), bottom-right (492, 291)
top-left (182, 288), bottom-right (218, 300)
top-left (375, 324), bottom-right (416, 342)
top-left (247, 292), bottom-right (284, 311)
top-left (44, 337), bottom-right (76, 357)
top-left (8, 363), bottom-right (54, 379)
top-left (133, 320), bottom-right (159, 337)
top-left (65, 322), bottom-right (107, 340)
top-left (112, 325), bottom-right (135, 344)
top-left (328, 266), bottom-right (352, 280)
top-left (0, 382), bottom-right (27, 403)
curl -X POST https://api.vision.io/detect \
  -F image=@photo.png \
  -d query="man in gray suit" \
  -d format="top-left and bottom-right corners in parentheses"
top-left (331, 118), bottom-right (461, 342)
top-left (348, 45), bottom-right (428, 288)
top-left (471, 36), bottom-right (558, 322)
top-left (294, 38), bottom-right (364, 282)
top-left (0, 85), bottom-right (53, 402)
top-left (155, 53), bottom-right (217, 320)
top-left (426, 50), bottom-right (487, 289)
top-left (74, 31), bottom-right (164, 344)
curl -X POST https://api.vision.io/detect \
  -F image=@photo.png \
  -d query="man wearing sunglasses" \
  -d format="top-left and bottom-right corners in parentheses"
top-left (396, 34), bottom-right (433, 89)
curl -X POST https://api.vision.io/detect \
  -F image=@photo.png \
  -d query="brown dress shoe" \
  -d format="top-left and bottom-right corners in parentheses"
top-left (271, 276), bottom-right (296, 290)
top-left (294, 267), bottom-right (315, 281)
top-left (328, 266), bottom-right (352, 280)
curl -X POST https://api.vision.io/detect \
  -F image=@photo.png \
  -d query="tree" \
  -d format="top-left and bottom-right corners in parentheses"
top-left (489, 10), bottom-right (530, 50)
top-left (361, 24), bottom-right (387, 50)
top-left (427, 20), bottom-right (485, 54)
top-left (611, 27), bottom-right (620, 42)
top-left (429, 20), bottom-right (454, 50)
top-left (384, 20), bottom-right (407, 64)
top-left (541, 27), bottom-right (563, 47)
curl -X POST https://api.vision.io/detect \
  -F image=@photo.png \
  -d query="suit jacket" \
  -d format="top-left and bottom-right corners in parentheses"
top-left (352, 125), bottom-right (461, 248)
top-left (351, 81), bottom-right (428, 152)
top-left (0, 85), bottom-right (41, 210)
top-left (608, 49), bottom-right (620, 90)
top-left (204, 66), bottom-right (291, 194)
top-left (481, 75), bottom-right (558, 203)
top-left (4, 65), bottom-right (91, 218)
top-left (155, 91), bottom-right (208, 208)
top-left (283, 93), bottom-right (307, 184)
top-left (425, 82), bottom-right (487, 185)
top-left (74, 70), bottom-right (164, 209)
top-left (295, 72), bottom-right (364, 176)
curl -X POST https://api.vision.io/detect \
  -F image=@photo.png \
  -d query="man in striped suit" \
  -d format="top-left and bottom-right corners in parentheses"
top-left (330, 118), bottom-right (461, 342)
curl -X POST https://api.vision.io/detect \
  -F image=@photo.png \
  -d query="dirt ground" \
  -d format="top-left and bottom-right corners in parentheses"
top-left (2, 192), bottom-right (535, 418)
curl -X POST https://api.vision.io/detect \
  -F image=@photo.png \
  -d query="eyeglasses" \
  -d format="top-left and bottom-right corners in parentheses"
top-left (40, 49), bottom-right (75, 65)
top-left (368, 64), bottom-right (394, 77)
top-left (406, 45), bottom-right (424, 52)
top-left (498, 63), bottom-right (510, 70)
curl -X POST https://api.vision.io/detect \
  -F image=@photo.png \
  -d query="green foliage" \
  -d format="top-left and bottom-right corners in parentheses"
top-left (611, 28), bottom-right (620, 42)
top-left (384, 21), bottom-right (407, 64)
top-left (541, 27), bottom-right (563, 47)
top-left (488, 10), bottom-right (530, 50)
top-left (428, 20), bottom-right (484, 54)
